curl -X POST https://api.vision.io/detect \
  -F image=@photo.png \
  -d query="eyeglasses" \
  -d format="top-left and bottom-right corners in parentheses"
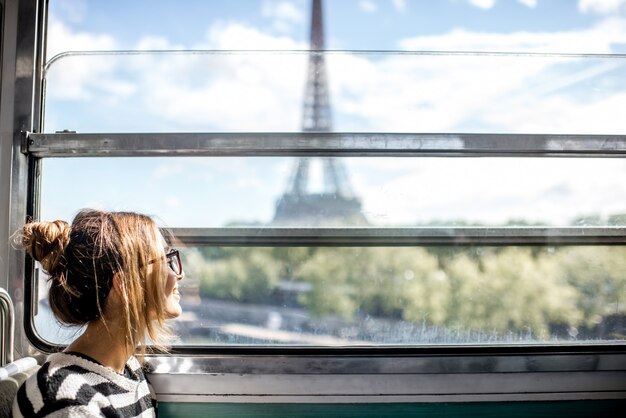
top-left (165, 249), bottom-right (183, 276)
top-left (147, 249), bottom-right (183, 275)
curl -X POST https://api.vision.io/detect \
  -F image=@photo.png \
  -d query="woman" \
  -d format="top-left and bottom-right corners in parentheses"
top-left (12, 209), bottom-right (184, 417)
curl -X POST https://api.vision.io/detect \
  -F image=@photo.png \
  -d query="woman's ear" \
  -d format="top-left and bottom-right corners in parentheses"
top-left (101, 273), bottom-right (125, 319)
top-left (109, 273), bottom-right (126, 304)
top-left (112, 272), bottom-right (122, 293)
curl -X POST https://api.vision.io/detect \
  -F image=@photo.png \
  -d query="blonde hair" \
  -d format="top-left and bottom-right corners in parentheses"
top-left (16, 209), bottom-right (172, 353)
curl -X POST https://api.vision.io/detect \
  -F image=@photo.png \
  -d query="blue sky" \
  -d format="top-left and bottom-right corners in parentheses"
top-left (50, 0), bottom-right (603, 52)
top-left (40, 0), bottom-right (626, 227)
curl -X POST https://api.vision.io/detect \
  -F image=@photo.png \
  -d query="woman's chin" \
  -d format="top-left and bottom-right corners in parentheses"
top-left (165, 295), bottom-right (183, 319)
top-left (165, 302), bottom-right (182, 319)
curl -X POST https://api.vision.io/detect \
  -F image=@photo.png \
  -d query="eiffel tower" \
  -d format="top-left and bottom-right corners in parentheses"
top-left (273, 0), bottom-right (366, 226)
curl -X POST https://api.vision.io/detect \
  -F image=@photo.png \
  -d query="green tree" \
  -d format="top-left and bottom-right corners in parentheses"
top-left (271, 247), bottom-right (318, 280)
top-left (189, 248), bottom-right (281, 303)
top-left (296, 248), bottom-right (361, 318)
top-left (379, 248), bottom-right (448, 325)
top-left (557, 246), bottom-right (626, 326)
top-left (445, 248), bottom-right (580, 337)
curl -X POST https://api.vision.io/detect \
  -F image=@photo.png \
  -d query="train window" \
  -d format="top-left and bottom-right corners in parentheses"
top-left (28, 0), bottom-right (626, 349)
top-left (31, 152), bottom-right (626, 346)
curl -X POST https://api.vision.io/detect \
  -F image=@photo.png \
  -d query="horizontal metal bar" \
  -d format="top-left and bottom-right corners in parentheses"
top-left (150, 372), bottom-right (626, 396)
top-left (169, 227), bottom-right (626, 246)
top-left (148, 370), bottom-right (626, 398)
top-left (147, 353), bottom-right (626, 401)
top-left (155, 393), bottom-right (626, 404)
top-left (26, 132), bottom-right (626, 158)
top-left (148, 353), bottom-right (626, 374)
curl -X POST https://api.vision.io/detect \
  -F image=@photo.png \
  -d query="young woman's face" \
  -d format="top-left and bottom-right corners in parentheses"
top-left (160, 234), bottom-right (184, 319)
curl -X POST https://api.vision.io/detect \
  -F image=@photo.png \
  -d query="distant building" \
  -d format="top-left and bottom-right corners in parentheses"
top-left (272, 0), bottom-right (367, 226)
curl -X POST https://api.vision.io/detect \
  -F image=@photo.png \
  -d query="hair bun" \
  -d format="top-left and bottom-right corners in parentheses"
top-left (18, 220), bottom-right (70, 274)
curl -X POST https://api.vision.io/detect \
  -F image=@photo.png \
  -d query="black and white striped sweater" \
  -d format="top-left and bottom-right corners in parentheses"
top-left (12, 352), bottom-right (156, 417)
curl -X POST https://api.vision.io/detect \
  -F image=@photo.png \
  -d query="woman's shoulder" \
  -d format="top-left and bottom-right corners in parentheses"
top-left (12, 354), bottom-right (155, 417)
top-left (17, 355), bottom-right (113, 402)
top-left (12, 361), bottom-right (105, 417)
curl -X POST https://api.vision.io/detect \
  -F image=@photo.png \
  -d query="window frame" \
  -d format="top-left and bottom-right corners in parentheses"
top-left (4, 0), bottom-right (625, 406)
top-left (11, 0), bottom-right (626, 356)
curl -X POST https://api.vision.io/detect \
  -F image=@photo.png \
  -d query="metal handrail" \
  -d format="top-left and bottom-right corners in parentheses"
top-left (0, 288), bottom-right (15, 366)
top-left (24, 132), bottom-right (626, 158)
top-left (169, 226), bottom-right (626, 247)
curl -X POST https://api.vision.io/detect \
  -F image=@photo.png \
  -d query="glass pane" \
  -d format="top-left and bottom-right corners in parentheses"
top-left (43, 51), bottom-right (626, 134)
top-left (35, 156), bottom-right (626, 345)
top-left (38, 1), bottom-right (626, 347)
top-left (36, 245), bottom-right (626, 345)
top-left (40, 157), bottom-right (626, 228)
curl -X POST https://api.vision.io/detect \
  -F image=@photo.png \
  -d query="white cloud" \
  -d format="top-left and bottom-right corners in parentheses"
top-left (135, 36), bottom-right (184, 51)
top-left (579, 0), bottom-right (626, 14)
top-left (46, 16), bottom-right (626, 133)
top-left (468, 0), bottom-right (496, 10)
top-left (351, 158), bottom-right (626, 225)
top-left (44, 17), bottom-right (626, 225)
top-left (328, 18), bottom-right (626, 136)
top-left (392, 0), bottom-right (408, 12)
top-left (399, 18), bottom-right (626, 53)
top-left (119, 23), bottom-right (307, 131)
top-left (46, 16), bottom-right (116, 59)
top-left (360, 0), bottom-right (378, 13)
top-left (45, 18), bottom-right (136, 103)
top-left (262, 1), bottom-right (304, 22)
top-left (165, 196), bottom-right (180, 209)
top-left (45, 21), bottom-right (308, 132)
top-left (517, 0), bottom-right (538, 8)
top-left (51, 0), bottom-right (87, 24)
top-left (262, 1), bottom-right (305, 33)
top-left (206, 22), bottom-right (305, 49)
top-left (152, 164), bottom-right (184, 180)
